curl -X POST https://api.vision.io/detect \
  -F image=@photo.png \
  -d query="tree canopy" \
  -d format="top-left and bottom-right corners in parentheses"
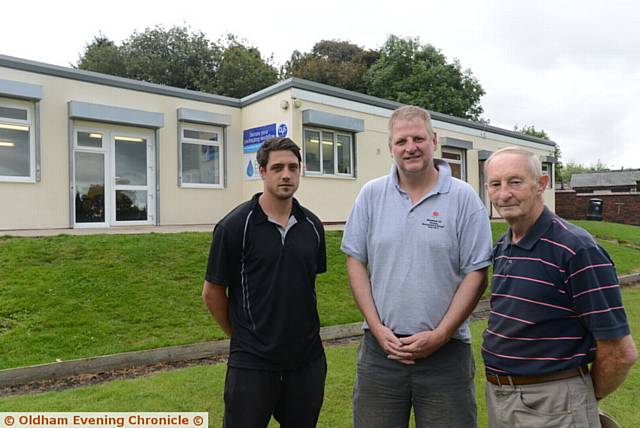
top-left (557, 160), bottom-right (610, 185)
top-left (76, 26), bottom-right (277, 98)
top-left (365, 35), bottom-right (485, 120)
top-left (514, 124), bottom-right (550, 140)
top-left (76, 35), bottom-right (127, 78)
top-left (77, 30), bottom-right (486, 120)
top-left (215, 35), bottom-right (278, 98)
top-left (282, 40), bottom-right (379, 93)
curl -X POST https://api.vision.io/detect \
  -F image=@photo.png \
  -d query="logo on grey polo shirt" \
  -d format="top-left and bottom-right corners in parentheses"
top-left (422, 211), bottom-right (445, 230)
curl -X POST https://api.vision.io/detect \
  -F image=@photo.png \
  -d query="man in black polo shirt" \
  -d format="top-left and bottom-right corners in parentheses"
top-left (482, 147), bottom-right (637, 427)
top-left (202, 137), bottom-right (327, 428)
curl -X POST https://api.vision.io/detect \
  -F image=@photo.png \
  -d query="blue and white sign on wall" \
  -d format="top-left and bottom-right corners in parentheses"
top-left (243, 122), bottom-right (289, 180)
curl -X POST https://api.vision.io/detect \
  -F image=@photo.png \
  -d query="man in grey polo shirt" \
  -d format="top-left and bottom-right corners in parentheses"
top-left (341, 105), bottom-right (492, 428)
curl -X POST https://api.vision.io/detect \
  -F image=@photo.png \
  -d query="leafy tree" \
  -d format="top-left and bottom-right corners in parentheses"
top-left (365, 35), bottom-right (485, 120)
top-left (76, 35), bottom-right (127, 77)
top-left (282, 40), bottom-right (379, 93)
top-left (558, 160), bottom-right (610, 185)
top-left (118, 26), bottom-right (219, 92)
top-left (514, 124), bottom-right (550, 140)
top-left (215, 35), bottom-right (278, 98)
top-left (76, 27), bottom-right (277, 97)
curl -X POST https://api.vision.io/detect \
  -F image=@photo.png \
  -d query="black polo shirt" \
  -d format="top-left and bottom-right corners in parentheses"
top-left (482, 207), bottom-right (630, 376)
top-left (205, 193), bottom-right (326, 371)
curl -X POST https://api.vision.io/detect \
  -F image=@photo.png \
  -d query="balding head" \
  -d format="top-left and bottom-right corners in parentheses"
top-left (485, 147), bottom-right (542, 180)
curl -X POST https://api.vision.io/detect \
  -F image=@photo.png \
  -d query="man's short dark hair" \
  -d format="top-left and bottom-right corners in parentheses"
top-left (256, 137), bottom-right (302, 168)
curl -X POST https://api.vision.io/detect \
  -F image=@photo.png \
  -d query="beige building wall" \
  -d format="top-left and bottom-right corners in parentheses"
top-left (293, 98), bottom-right (391, 222)
top-left (1, 61), bottom-right (557, 230)
top-left (157, 104), bottom-right (242, 226)
top-left (239, 90), bottom-right (295, 201)
top-left (0, 66), bottom-right (244, 229)
top-left (1, 67), bottom-right (72, 229)
top-left (454, 133), bottom-right (557, 212)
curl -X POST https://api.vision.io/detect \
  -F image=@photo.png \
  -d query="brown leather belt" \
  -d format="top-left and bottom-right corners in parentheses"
top-left (486, 365), bottom-right (589, 386)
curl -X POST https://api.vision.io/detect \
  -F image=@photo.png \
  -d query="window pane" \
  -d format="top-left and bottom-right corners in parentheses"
top-left (77, 131), bottom-right (103, 148)
top-left (116, 190), bottom-right (148, 221)
top-left (442, 151), bottom-right (461, 161)
top-left (337, 134), bottom-right (352, 174)
top-left (181, 142), bottom-right (220, 184)
top-left (542, 163), bottom-right (553, 189)
top-left (0, 125), bottom-right (30, 177)
top-left (115, 138), bottom-right (147, 186)
top-left (184, 129), bottom-right (218, 141)
top-left (449, 162), bottom-right (462, 179)
top-left (75, 152), bottom-right (105, 223)
top-left (322, 132), bottom-right (335, 175)
top-left (304, 130), bottom-right (320, 172)
top-left (0, 106), bottom-right (27, 121)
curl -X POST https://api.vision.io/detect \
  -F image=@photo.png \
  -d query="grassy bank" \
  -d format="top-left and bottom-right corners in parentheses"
top-left (2, 287), bottom-right (637, 427)
top-left (1, 221), bottom-right (639, 369)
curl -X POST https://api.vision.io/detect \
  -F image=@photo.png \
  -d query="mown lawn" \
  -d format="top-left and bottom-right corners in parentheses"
top-left (2, 288), bottom-right (637, 428)
top-left (1, 221), bottom-right (639, 370)
top-left (572, 220), bottom-right (640, 247)
top-left (0, 232), bottom-right (358, 370)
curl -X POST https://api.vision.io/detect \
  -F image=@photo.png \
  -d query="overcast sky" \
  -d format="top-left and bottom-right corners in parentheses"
top-left (3, 0), bottom-right (639, 169)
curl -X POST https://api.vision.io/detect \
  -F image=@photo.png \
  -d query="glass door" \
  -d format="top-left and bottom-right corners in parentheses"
top-left (74, 130), bottom-right (107, 227)
top-left (112, 134), bottom-right (155, 225)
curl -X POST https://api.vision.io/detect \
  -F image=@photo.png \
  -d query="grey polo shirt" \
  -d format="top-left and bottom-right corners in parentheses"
top-left (341, 160), bottom-right (492, 343)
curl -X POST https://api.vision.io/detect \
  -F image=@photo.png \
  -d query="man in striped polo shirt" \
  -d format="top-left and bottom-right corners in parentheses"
top-left (482, 147), bottom-right (637, 427)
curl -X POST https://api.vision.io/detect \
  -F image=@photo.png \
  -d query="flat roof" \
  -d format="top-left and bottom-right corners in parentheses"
top-left (0, 53), bottom-right (554, 147)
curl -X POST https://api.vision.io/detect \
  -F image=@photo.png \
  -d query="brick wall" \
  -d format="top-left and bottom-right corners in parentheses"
top-left (555, 190), bottom-right (640, 226)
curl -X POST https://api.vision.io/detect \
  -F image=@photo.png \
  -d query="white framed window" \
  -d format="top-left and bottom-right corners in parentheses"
top-left (179, 124), bottom-right (224, 188)
top-left (542, 162), bottom-right (553, 189)
top-left (441, 148), bottom-right (466, 181)
top-left (0, 97), bottom-right (35, 182)
top-left (303, 127), bottom-right (354, 177)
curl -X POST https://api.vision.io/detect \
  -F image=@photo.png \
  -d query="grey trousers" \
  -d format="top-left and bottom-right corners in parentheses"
top-left (485, 374), bottom-right (601, 428)
top-left (353, 330), bottom-right (477, 428)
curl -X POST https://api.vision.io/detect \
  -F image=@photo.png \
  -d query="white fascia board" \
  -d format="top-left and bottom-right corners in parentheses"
top-left (292, 88), bottom-right (393, 118)
top-left (430, 119), bottom-right (553, 152)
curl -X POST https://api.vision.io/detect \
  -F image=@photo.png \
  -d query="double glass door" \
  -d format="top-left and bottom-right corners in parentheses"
top-left (73, 126), bottom-right (155, 227)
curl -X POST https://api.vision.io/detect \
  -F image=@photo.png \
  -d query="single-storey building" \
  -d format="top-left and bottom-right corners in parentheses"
top-left (0, 54), bottom-right (557, 231)
top-left (570, 170), bottom-right (640, 193)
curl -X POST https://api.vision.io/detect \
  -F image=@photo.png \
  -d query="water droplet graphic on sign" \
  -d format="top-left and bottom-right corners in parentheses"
top-left (247, 160), bottom-right (254, 177)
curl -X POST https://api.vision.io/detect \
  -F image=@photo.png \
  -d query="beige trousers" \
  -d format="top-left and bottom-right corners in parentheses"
top-left (485, 374), bottom-right (601, 428)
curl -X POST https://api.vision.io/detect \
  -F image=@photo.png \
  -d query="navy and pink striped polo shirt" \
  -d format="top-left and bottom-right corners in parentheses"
top-left (482, 207), bottom-right (630, 376)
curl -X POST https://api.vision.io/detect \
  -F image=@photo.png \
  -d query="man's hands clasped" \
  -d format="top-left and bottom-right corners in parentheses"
top-left (371, 325), bottom-right (448, 365)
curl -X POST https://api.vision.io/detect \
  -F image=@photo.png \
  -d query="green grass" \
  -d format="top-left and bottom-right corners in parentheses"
top-left (2, 288), bottom-right (637, 427)
top-left (0, 231), bottom-right (359, 370)
top-left (597, 240), bottom-right (640, 275)
top-left (1, 221), bottom-right (639, 370)
top-left (490, 220), bottom-right (640, 274)
top-left (572, 220), bottom-right (640, 247)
